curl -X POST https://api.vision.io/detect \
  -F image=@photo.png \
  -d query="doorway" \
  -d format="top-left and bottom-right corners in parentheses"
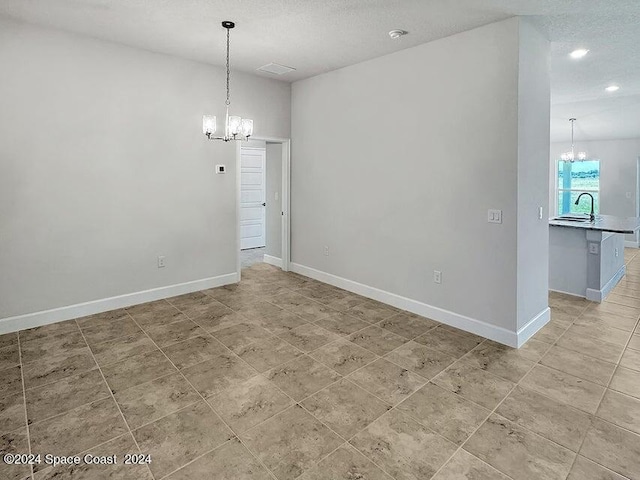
top-left (236, 137), bottom-right (290, 278)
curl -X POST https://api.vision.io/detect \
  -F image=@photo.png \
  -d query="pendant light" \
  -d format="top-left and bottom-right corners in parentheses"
top-left (203, 21), bottom-right (253, 141)
top-left (560, 118), bottom-right (587, 162)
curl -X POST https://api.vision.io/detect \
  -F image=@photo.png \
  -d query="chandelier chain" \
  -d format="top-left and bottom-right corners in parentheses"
top-left (225, 26), bottom-right (231, 106)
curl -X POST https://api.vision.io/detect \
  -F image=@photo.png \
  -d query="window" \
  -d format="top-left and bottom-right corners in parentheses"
top-left (557, 160), bottom-right (600, 215)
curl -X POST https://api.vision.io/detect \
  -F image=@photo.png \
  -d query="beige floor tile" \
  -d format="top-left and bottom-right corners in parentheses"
top-left (166, 291), bottom-right (221, 318)
top-left (540, 345), bottom-right (616, 386)
top-left (302, 378), bottom-right (390, 439)
top-left (589, 301), bottom-right (640, 319)
top-left (161, 335), bottom-right (226, 369)
top-left (29, 397), bottom-right (128, 458)
top-left (235, 336), bottom-right (303, 372)
top-left (567, 455), bottom-right (628, 480)
top-left (620, 347), bottom-right (640, 371)
top-left (348, 326), bottom-right (408, 356)
top-left (609, 366), bottom-right (640, 398)
top-left (350, 409), bottom-right (457, 480)
top-left (0, 391), bottom-right (25, 433)
top-left (19, 330), bottom-right (87, 364)
top-left (555, 329), bottom-right (625, 363)
top-left (606, 293), bottom-right (640, 309)
top-left (19, 319), bottom-right (78, 343)
top-left (0, 366), bottom-right (23, 400)
top-left (182, 353), bottom-right (257, 398)
top-left (432, 362), bottom-right (515, 410)
top-left (323, 293), bottom-right (369, 312)
top-left (576, 311), bottom-right (638, 332)
top-left (313, 312), bottom-right (371, 336)
top-left (413, 327), bottom-right (484, 358)
top-left (0, 428), bottom-right (31, 480)
top-left (81, 317), bottom-right (142, 346)
top-left (208, 375), bottom-right (293, 433)
top-left (90, 333), bottom-right (157, 366)
top-left (133, 401), bottom-right (233, 479)
top-left (347, 358), bottom-right (426, 405)
top-left (240, 405), bottom-right (343, 480)
top-left (0, 332), bottom-right (17, 350)
top-left (597, 389), bottom-right (640, 435)
top-left (533, 322), bottom-right (569, 344)
top-left (35, 433), bottom-right (153, 480)
top-left (270, 291), bottom-right (335, 321)
top-left (265, 355), bottom-right (341, 401)
top-left (165, 438), bottom-right (272, 479)
top-left (212, 322), bottom-right (275, 352)
top-left (347, 301), bottom-right (398, 324)
top-left (115, 372), bottom-right (200, 429)
top-left (520, 365), bottom-right (605, 414)
top-left (76, 309), bottom-right (129, 328)
top-left (299, 443), bottom-right (392, 480)
top-left (193, 309), bottom-right (248, 333)
top-left (253, 309), bottom-right (309, 336)
top-left (125, 299), bottom-right (183, 327)
top-left (464, 414), bottom-right (575, 480)
top-left (432, 449), bottom-right (510, 480)
top-left (568, 323), bottom-right (631, 347)
top-left (460, 341), bottom-right (536, 383)
top-left (143, 318), bottom-right (206, 347)
top-left (385, 341), bottom-right (457, 380)
top-left (278, 323), bottom-right (341, 352)
top-left (311, 339), bottom-right (378, 375)
top-left (580, 418), bottom-right (640, 479)
top-left (496, 385), bottom-right (591, 451)
top-left (629, 334), bottom-right (640, 350)
top-left (25, 368), bottom-right (111, 424)
top-left (378, 313), bottom-right (438, 340)
top-left (397, 382), bottom-right (489, 445)
top-left (234, 299), bottom-right (288, 319)
top-left (22, 348), bottom-right (97, 389)
top-left (0, 344), bottom-right (20, 371)
top-left (101, 350), bottom-right (176, 393)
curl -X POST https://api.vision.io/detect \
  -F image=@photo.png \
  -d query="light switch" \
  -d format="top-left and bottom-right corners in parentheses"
top-left (588, 243), bottom-right (599, 255)
top-left (215, 165), bottom-right (226, 174)
top-left (488, 209), bottom-right (502, 224)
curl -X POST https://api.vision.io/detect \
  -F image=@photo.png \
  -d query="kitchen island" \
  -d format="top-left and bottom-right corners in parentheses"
top-left (549, 215), bottom-right (640, 302)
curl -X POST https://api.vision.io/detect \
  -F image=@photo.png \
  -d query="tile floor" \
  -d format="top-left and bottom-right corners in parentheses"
top-left (2, 252), bottom-right (640, 480)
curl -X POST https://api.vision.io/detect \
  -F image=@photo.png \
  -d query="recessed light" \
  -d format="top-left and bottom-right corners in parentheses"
top-left (256, 63), bottom-right (296, 75)
top-left (605, 85), bottom-right (620, 92)
top-left (389, 29), bottom-right (408, 39)
top-left (570, 49), bottom-right (589, 59)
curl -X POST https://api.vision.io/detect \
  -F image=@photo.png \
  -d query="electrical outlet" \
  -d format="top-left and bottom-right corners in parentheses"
top-left (538, 206), bottom-right (543, 220)
top-left (433, 270), bottom-right (442, 284)
top-left (158, 256), bottom-right (166, 268)
top-left (275, 191), bottom-right (279, 201)
top-left (615, 248), bottom-right (619, 257)
top-left (323, 246), bottom-right (329, 256)
top-left (588, 243), bottom-right (599, 255)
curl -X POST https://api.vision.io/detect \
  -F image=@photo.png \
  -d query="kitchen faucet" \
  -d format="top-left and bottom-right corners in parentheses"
top-left (575, 193), bottom-right (595, 222)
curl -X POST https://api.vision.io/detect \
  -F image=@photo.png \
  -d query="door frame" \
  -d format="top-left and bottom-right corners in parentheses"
top-left (236, 137), bottom-right (291, 280)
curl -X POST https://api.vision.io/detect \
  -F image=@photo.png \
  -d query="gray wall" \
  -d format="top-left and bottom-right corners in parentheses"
top-left (516, 19), bottom-right (551, 329)
top-left (0, 17), bottom-right (290, 319)
top-left (265, 143), bottom-right (283, 259)
top-left (549, 138), bottom-right (640, 243)
top-left (291, 17), bottom-right (550, 336)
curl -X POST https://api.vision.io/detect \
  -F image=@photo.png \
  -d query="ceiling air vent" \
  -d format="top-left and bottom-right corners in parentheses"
top-left (256, 63), bottom-right (296, 75)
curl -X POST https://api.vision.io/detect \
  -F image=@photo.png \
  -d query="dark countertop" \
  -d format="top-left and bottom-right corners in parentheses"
top-left (549, 214), bottom-right (640, 234)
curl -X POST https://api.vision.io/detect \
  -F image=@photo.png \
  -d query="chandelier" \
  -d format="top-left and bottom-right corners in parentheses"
top-left (560, 118), bottom-right (587, 162)
top-left (203, 21), bottom-right (253, 142)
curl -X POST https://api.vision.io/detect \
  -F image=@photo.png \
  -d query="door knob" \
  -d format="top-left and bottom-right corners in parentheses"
top-left (262, 202), bottom-right (266, 206)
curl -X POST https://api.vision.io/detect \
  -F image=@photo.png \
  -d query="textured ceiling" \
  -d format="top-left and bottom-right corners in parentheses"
top-left (1, 0), bottom-right (640, 140)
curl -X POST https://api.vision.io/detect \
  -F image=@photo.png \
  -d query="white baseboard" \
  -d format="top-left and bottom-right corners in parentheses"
top-left (586, 264), bottom-right (626, 303)
top-left (515, 307), bottom-right (550, 347)
top-left (290, 262), bottom-right (542, 348)
top-left (624, 240), bottom-right (639, 249)
top-left (263, 255), bottom-right (283, 269)
top-left (0, 273), bottom-right (239, 335)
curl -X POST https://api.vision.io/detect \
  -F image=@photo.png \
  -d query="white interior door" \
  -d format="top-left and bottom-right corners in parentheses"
top-left (240, 147), bottom-right (266, 250)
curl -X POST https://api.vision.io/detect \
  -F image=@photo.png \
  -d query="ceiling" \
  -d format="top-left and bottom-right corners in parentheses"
top-left (1, 0), bottom-right (639, 141)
